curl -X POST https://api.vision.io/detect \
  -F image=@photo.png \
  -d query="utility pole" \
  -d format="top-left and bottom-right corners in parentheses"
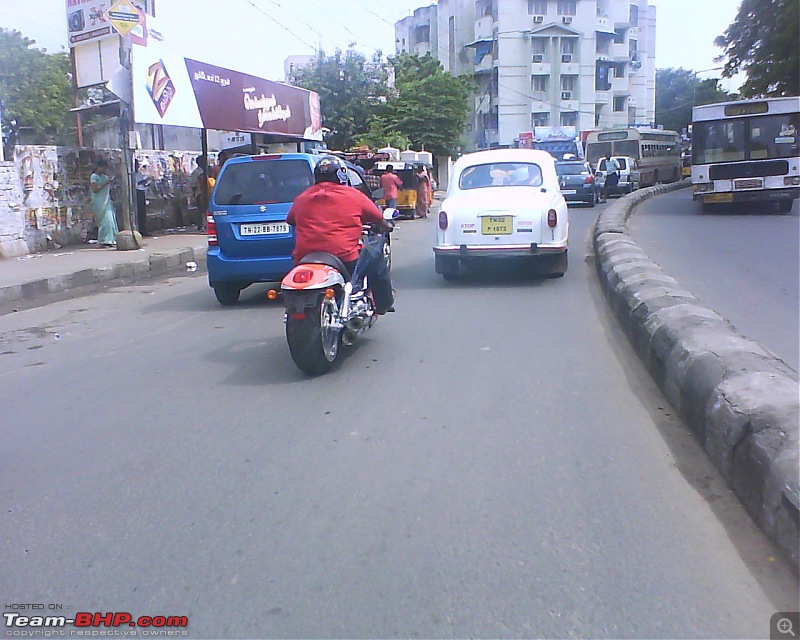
top-left (114, 33), bottom-right (141, 250)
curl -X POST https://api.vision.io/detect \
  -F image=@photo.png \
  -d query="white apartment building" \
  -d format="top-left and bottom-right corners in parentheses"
top-left (396, 0), bottom-right (656, 150)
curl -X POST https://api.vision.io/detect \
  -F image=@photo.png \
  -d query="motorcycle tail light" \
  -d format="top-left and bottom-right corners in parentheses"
top-left (438, 210), bottom-right (448, 230)
top-left (292, 269), bottom-right (314, 284)
top-left (547, 209), bottom-right (558, 227)
top-left (207, 214), bottom-right (217, 245)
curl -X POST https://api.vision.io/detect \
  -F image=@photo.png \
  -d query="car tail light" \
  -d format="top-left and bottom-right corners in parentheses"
top-left (206, 214), bottom-right (218, 245)
top-left (438, 210), bottom-right (448, 230)
top-left (292, 269), bottom-right (314, 284)
top-left (584, 174), bottom-right (594, 184)
top-left (547, 209), bottom-right (558, 227)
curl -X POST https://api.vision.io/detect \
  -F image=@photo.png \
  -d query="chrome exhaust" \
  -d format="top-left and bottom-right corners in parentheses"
top-left (341, 329), bottom-right (357, 346)
top-left (346, 317), bottom-right (365, 331)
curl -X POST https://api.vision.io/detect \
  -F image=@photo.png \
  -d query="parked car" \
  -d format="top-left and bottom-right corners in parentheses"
top-left (595, 156), bottom-right (640, 195)
top-left (555, 160), bottom-right (605, 207)
top-left (207, 153), bottom-right (371, 305)
top-left (433, 149), bottom-right (569, 279)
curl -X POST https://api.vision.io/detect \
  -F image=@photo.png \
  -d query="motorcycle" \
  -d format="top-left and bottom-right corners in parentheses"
top-left (280, 208), bottom-right (398, 375)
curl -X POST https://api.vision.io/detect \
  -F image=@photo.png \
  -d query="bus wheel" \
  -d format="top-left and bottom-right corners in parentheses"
top-left (653, 170), bottom-right (659, 185)
top-left (777, 200), bottom-right (793, 214)
top-left (701, 202), bottom-right (715, 214)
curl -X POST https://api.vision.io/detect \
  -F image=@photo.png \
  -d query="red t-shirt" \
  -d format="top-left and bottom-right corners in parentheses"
top-left (287, 182), bottom-right (384, 263)
top-left (379, 172), bottom-right (403, 200)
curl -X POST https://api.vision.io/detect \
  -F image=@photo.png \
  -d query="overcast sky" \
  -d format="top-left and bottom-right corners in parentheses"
top-left (1, 0), bottom-right (743, 91)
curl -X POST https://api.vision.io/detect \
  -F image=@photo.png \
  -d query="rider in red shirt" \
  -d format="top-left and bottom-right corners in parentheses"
top-left (287, 156), bottom-right (395, 313)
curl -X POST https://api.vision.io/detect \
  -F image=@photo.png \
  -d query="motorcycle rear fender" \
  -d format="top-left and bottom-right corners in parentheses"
top-left (281, 264), bottom-right (346, 290)
top-left (283, 289), bottom-right (324, 315)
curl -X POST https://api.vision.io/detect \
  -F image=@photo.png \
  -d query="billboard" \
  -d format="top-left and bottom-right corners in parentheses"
top-left (130, 15), bottom-right (321, 138)
top-left (66, 0), bottom-right (114, 47)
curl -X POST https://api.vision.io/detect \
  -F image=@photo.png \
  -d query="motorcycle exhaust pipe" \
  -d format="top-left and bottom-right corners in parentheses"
top-left (346, 317), bottom-right (365, 331)
top-left (342, 329), bottom-right (358, 346)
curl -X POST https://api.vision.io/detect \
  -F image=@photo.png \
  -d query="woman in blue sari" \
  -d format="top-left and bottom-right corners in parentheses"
top-left (89, 160), bottom-right (119, 247)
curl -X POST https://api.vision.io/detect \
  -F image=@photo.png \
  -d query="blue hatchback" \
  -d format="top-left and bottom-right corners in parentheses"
top-left (206, 153), bottom-right (316, 305)
top-left (207, 153), bottom-right (374, 305)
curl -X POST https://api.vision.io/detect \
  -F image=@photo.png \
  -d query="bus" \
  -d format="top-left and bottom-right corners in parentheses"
top-left (691, 96), bottom-right (800, 212)
top-left (585, 128), bottom-right (682, 187)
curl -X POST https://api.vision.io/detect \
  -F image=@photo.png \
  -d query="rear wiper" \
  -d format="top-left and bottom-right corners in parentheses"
top-left (230, 193), bottom-right (243, 204)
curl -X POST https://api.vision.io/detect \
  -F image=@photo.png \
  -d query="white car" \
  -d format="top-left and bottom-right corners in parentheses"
top-left (433, 149), bottom-right (569, 279)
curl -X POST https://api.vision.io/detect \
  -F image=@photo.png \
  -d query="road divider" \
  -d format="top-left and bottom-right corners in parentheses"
top-left (594, 182), bottom-right (799, 571)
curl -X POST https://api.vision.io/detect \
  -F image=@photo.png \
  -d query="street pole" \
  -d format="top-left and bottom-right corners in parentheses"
top-left (116, 33), bottom-right (141, 250)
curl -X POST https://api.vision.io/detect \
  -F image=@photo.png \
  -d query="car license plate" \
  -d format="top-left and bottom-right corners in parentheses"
top-left (562, 189), bottom-right (577, 195)
top-left (704, 193), bottom-right (733, 204)
top-left (240, 222), bottom-right (289, 236)
top-left (481, 216), bottom-right (512, 235)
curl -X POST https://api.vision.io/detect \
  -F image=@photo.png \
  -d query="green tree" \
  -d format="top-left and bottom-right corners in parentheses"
top-left (0, 29), bottom-right (73, 144)
top-left (656, 68), bottom-right (733, 133)
top-left (379, 53), bottom-right (473, 157)
top-left (714, 0), bottom-right (800, 97)
top-left (355, 120), bottom-right (411, 151)
top-left (289, 47), bottom-right (388, 150)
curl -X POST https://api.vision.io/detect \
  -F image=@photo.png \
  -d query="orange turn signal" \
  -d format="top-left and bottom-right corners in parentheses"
top-left (267, 290), bottom-right (278, 300)
top-left (324, 288), bottom-right (335, 299)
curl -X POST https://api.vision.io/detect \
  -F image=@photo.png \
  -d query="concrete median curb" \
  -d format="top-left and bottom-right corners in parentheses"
top-left (0, 245), bottom-right (207, 306)
top-left (594, 181), bottom-right (800, 570)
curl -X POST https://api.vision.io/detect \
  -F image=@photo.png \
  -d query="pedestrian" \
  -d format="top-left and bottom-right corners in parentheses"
top-left (603, 153), bottom-right (620, 200)
top-left (209, 149), bottom-right (230, 180)
top-left (89, 159), bottom-right (119, 247)
top-left (134, 159), bottom-right (151, 236)
top-left (189, 154), bottom-right (208, 230)
top-left (379, 164), bottom-right (403, 209)
top-left (414, 165), bottom-right (431, 218)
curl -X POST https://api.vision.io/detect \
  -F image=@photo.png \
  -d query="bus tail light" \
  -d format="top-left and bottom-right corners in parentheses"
top-left (784, 176), bottom-right (800, 186)
top-left (693, 183), bottom-right (713, 193)
top-left (547, 209), bottom-right (558, 227)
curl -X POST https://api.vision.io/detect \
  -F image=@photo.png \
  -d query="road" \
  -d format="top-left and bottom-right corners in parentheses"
top-left (629, 190), bottom-right (799, 371)
top-left (1, 202), bottom-right (797, 639)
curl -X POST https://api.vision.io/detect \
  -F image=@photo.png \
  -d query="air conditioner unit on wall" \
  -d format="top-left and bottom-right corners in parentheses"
top-left (533, 54), bottom-right (544, 63)
top-left (562, 16), bottom-right (573, 24)
top-left (561, 54), bottom-right (572, 62)
top-left (561, 91), bottom-right (572, 100)
top-left (533, 15), bottom-right (544, 23)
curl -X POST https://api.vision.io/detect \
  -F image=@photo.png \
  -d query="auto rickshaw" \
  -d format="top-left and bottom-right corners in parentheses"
top-left (369, 161), bottom-right (431, 219)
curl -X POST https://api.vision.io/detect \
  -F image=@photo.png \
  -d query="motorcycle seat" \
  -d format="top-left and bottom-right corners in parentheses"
top-left (298, 251), bottom-right (352, 281)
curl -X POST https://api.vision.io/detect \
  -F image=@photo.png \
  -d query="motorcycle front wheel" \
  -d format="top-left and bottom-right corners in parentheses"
top-left (286, 293), bottom-right (341, 375)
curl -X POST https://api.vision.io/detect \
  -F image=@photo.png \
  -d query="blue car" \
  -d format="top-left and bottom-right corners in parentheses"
top-left (207, 153), bottom-right (372, 305)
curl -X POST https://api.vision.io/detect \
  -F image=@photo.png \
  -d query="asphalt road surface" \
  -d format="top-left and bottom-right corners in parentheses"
top-left (629, 190), bottom-right (799, 371)
top-left (1, 200), bottom-right (797, 639)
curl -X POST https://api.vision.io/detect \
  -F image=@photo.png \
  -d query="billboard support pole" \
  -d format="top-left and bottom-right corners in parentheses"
top-left (200, 128), bottom-right (208, 230)
top-left (116, 33), bottom-right (141, 250)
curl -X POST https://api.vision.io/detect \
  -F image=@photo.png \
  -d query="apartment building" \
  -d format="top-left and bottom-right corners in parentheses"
top-left (395, 0), bottom-right (656, 150)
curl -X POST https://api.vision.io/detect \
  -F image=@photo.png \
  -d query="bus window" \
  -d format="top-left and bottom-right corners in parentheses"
top-left (586, 141), bottom-right (612, 163)
top-left (750, 114), bottom-right (799, 159)
top-left (615, 140), bottom-right (639, 157)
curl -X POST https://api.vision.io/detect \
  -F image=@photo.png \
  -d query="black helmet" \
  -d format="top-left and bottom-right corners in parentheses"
top-left (314, 155), bottom-right (350, 185)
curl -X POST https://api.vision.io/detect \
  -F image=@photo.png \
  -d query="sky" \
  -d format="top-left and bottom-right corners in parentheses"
top-left (0, 0), bottom-right (744, 91)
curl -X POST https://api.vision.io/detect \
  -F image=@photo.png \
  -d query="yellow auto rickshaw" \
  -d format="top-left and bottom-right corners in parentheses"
top-left (370, 161), bottom-right (431, 219)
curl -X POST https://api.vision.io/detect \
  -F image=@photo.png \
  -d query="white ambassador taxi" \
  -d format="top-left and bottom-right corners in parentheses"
top-left (433, 149), bottom-right (569, 279)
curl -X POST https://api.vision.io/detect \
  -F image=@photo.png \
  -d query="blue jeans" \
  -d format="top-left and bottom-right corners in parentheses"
top-left (385, 198), bottom-right (397, 208)
top-left (352, 235), bottom-right (394, 313)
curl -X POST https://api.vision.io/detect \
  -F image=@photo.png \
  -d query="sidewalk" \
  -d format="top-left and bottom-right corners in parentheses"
top-left (0, 228), bottom-right (208, 307)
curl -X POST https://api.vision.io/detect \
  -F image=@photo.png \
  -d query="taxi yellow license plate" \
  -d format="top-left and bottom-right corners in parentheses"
top-left (704, 193), bottom-right (733, 204)
top-left (481, 216), bottom-right (512, 235)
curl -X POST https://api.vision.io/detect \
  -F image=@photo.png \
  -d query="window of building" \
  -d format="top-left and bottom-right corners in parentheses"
top-left (596, 0), bottom-right (607, 16)
top-left (629, 39), bottom-right (638, 61)
top-left (613, 96), bottom-right (626, 111)
top-left (557, 0), bottom-right (576, 15)
top-left (532, 111), bottom-right (550, 127)
top-left (414, 25), bottom-right (430, 43)
top-left (561, 75), bottom-right (577, 91)
top-left (532, 75), bottom-right (549, 93)
top-left (561, 38), bottom-right (576, 54)
top-left (630, 4), bottom-right (639, 26)
top-left (560, 111), bottom-right (578, 126)
top-left (528, 0), bottom-right (547, 14)
top-left (614, 28), bottom-right (626, 44)
top-left (595, 64), bottom-right (612, 90)
top-left (613, 63), bottom-right (626, 78)
top-left (532, 38), bottom-right (547, 56)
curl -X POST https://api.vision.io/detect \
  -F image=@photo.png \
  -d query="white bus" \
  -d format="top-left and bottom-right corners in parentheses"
top-left (691, 96), bottom-right (800, 212)
top-left (585, 128), bottom-right (682, 187)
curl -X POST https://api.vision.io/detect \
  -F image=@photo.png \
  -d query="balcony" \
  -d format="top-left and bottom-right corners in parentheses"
top-left (595, 16), bottom-right (616, 34)
top-left (594, 91), bottom-right (610, 104)
top-left (475, 14), bottom-right (494, 40)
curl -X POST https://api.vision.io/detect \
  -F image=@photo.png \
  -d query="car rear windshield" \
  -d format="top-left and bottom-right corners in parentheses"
top-left (555, 163), bottom-right (589, 175)
top-left (214, 160), bottom-right (313, 205)
top-left (458, 162), bottom-right (544, 189)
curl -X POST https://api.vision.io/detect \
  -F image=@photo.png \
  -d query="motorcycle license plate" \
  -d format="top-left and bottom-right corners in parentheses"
top-left (240, 222), bottom-right (289, 236)
top-left (481, 216), bottom-right (512, 235)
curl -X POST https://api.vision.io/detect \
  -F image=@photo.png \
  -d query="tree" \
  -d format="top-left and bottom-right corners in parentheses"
top-left (289, 47), bottom-right (388, 150)
top-left (355, 120), bottom-right (411, 151)
top-left (714, 0), bottom-right (800, 97)
top-left (655, 68), bottom-right (734, 134)
top-left (0, 29), bottom-right (73, 144)
top-left (379, 53), bottom-right (473, 157)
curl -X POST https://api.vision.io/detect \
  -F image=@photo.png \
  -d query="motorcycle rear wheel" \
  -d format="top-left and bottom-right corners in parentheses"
top-left (286, 294), bottom-right (340, 375)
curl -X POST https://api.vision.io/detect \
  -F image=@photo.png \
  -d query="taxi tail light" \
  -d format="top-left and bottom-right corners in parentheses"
top-left (584, 175), bottom-right (594, 184)
top-left (206, 214), bottom-right (218, 245)
top-left (438, 210), bottom-right (448, 230)
top-left (292, 269), bottom-right (314, 284)
top-left (547, 209), bottom-right (558, 227)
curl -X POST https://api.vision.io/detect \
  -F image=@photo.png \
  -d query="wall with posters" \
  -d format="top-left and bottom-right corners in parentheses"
top-left (0, 146), bottom-right (210, 256)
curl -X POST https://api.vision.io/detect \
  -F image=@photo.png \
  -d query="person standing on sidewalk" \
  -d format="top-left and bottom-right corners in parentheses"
top-left (379, 165), bottom-right (403, 209)
top-left (134, 160), bottom-right (151, 236)
top-left (89, 159), bottom-right (119, 247)
top-left (189, 154), bottom-right (208, 230)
